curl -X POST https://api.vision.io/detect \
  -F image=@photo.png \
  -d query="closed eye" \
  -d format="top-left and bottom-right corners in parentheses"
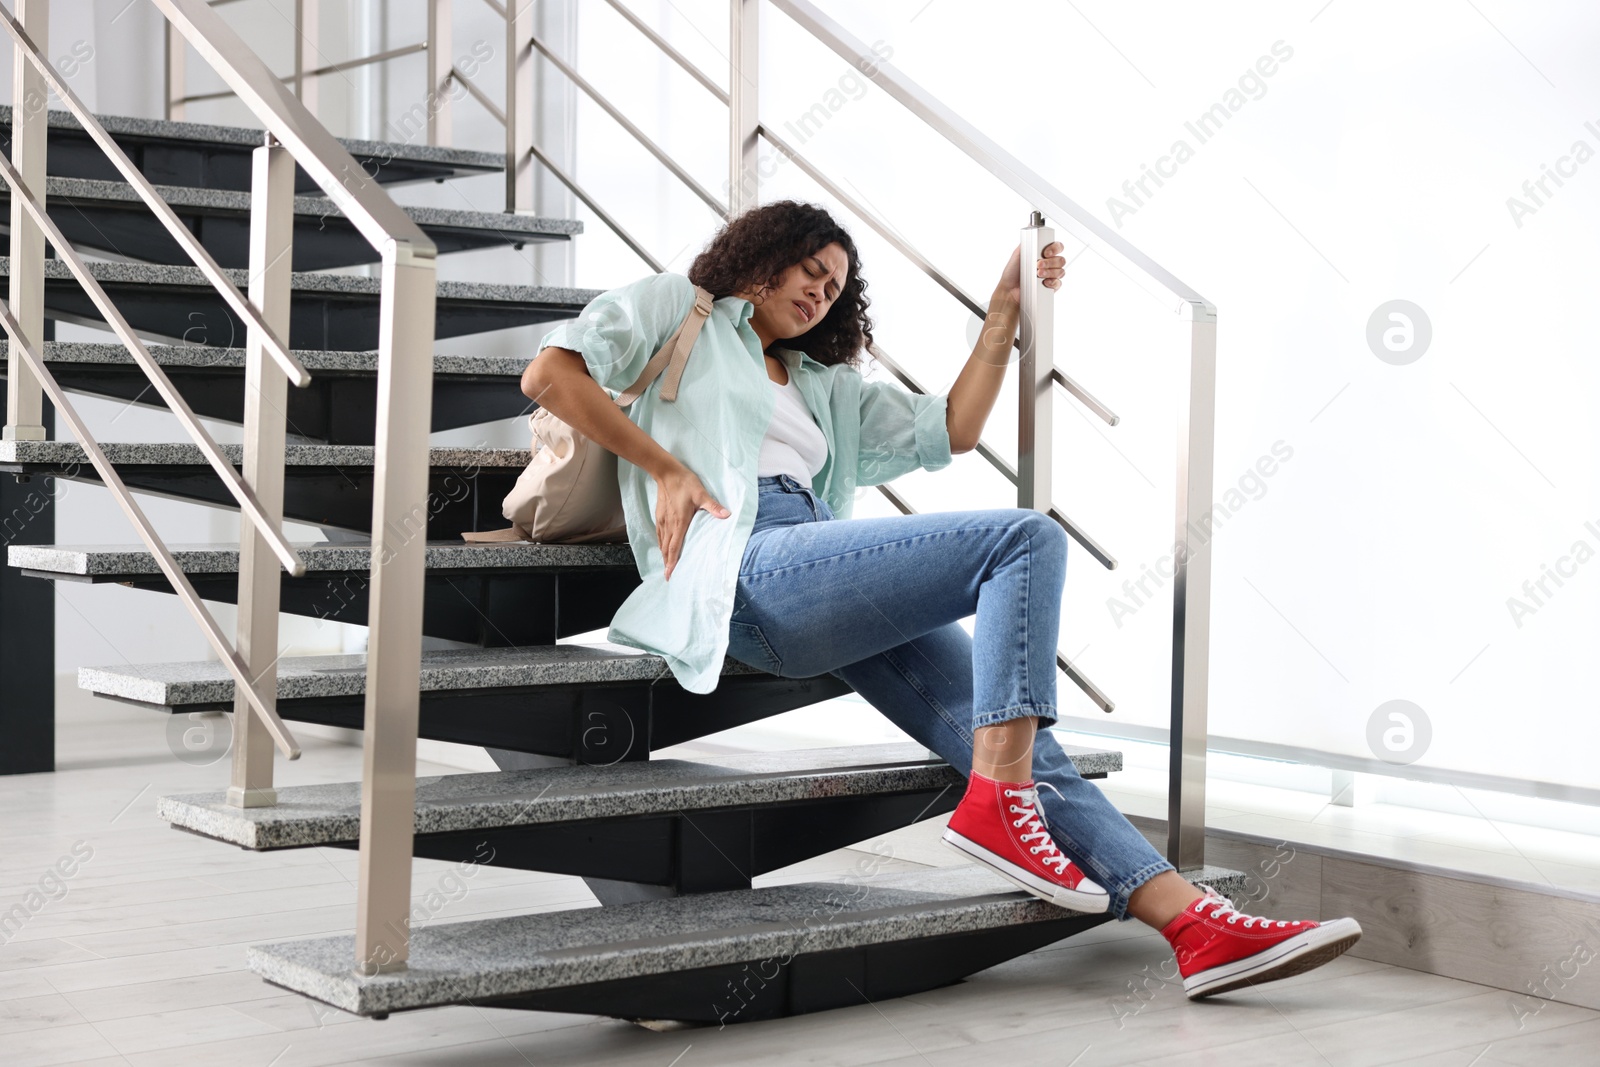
top-left (808, 258), bottom-right (840, 301)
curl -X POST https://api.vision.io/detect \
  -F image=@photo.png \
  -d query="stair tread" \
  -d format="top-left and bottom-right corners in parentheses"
top-left (248, 862), bottom-right (1248, 1016)
top-left (1, 176), bottom-right (582, 238)
top-left (11, 539), bottom-right (633, 576)
top-left (80, 643), bottom-right (770, 706)
top-left (159, 741), bottom-right (1115, 849)
top-left (0, 441), bottom-right (531, 466)
top-left (0, 105), bottom-right (505, 172)
top-left (0, 255), bottom-right (600, 304)
top-left (10, 340), bottom-right (528, 377)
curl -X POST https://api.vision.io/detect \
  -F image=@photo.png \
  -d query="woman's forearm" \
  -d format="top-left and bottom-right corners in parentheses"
top-left (945, 288), bottom-right (1020, 454)
top-left (522, 348), bottom-right (687, 482)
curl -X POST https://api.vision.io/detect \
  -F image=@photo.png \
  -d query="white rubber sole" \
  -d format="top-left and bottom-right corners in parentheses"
top-left (941, 828), bottom-right (1111, 913)
top-left (1181, 917), bottom-right (1363, 998)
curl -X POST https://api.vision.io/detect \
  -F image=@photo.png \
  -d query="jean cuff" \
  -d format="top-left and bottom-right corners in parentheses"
top-left (1107, 858), bottom-right (1178, 923)
top-left (972, 703), bottom-right (1057, 730)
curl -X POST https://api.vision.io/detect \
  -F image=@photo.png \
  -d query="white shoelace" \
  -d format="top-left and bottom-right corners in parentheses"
top-left (1191, 881), bottom-right (1305, 929)
top-left (1004, 782), bottom-right (1070, 876)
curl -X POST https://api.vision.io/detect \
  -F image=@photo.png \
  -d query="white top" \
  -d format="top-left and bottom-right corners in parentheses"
top-left (756, 372), bottom-right (829, 488)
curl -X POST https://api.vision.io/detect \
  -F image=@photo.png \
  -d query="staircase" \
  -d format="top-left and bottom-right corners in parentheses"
top-left (0, 0), bottom-right (1245, 1030)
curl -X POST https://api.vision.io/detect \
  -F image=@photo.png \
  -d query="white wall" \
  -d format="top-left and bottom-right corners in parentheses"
top-left (566, 2), bottom-right (1600, 800)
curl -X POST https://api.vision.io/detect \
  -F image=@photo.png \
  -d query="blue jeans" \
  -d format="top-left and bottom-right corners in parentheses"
top-left (726, 473), bottom-right (1176, 922)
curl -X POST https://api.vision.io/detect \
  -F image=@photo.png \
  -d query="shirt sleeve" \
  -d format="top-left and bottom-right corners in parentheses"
top-left (536, 272), bottom-right (695, 396)
top-left (854, 378), bottom-right (955, 487)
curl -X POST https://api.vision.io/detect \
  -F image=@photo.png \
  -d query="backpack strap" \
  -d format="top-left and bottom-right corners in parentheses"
top-left (613, 284), bottom-right (716, 407)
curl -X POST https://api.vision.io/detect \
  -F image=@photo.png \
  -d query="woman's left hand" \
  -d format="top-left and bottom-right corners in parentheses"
top-left (994, 240), bottom-right (1066, 310)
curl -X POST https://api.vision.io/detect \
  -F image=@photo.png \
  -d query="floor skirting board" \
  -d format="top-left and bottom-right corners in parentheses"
top-left (1125, 811), bottom-right (1600, 1012)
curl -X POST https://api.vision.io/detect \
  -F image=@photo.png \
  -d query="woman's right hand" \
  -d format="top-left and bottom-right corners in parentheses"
top-left (652, 464), bottom-right (730, 581)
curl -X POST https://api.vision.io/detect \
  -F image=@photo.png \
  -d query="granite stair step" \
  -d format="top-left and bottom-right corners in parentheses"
top-left (244, 862), bottom-right (1248, 1020)
top-left (11, 540), bottom-right (639, 646)
top-left (77, 644), bottom-right (858, 760)
top-left (0, 177), bottom-right (581, 270)
top-left (158, 741), bottom-right (1022, 848)
top-left (0, 105), bottom-right (504, 192)
top-left (161, 742), bottom-right (1118, 894)
top-left (0, 256), bottom-right (598, 350)
top-left (1, 341), bottom-right (536, 444)
top-left (0, 441), bottom-right (527, 537)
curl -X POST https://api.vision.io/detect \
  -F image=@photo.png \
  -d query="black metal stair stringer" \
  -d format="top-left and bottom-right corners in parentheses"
top-left (469, 914), bottom-right (1109, 1025)
top-left (321, 787), bottom-right (964, 895)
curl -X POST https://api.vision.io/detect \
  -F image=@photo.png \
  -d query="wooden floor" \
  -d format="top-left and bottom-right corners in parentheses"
top-left (2, 685), bottom-right (1598, 1067)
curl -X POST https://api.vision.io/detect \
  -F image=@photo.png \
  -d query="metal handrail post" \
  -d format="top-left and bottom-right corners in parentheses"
top-left (229, 137), bottom-right (296, 810)
top-left (1016, 212), bottom-right (1055, 513)
top-left (165, 21), bottom-right (185, 122)
top-left (427, 0), bottom-right (452, 146)
top-left (353, 243), bottom-right (438, 975)
top-left (295, 0), bottom-right (320, 118)
top-left (4, 0), bottom-right (46, 443)
top-left (1168, 310), bottom-right (1218, 870)
top-left (729, 0), bottom-right (759, 216)
top-left (506, 0), bottom-right (532, 212)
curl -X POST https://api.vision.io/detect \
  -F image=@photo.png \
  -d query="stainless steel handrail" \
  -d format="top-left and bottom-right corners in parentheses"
top-left (168, 0), bottom-right (417, 122)
top-left (0, 9), bottom-right (307, 388)
top-left (0, 300), bottom-right (305, 757)
top-left (864, 343), bottom-right (1117, 570)
top-left (773, 0), bottom-right (1215, 320)
top-left (599, 0), bottom-right (730, 104)
top-left (169, 1), bottom-right (464, 150)
top-left (151, 0), bottom-right (441, 977)
top-left (2, 0), bottom-right (441, 976)
top-left (451, 63), bottom-right (504, 124)
top-left (756, 124), bottom-right (1121, 428)
top-left (531, 142), bottom-right (666, 274)
top-left (528, 31), bottom-right (730, 221)
top-left (0, 157), bottom-right (305, 577)
top-left (872, 480), bottom-right (1114, 712)
top-left (504, 12), bottom-right (1124, 439)
top-left (171, 40), bottom-right (431, 107)
top-left (157, 2), bottom-right (434, 253)
top-left (0, 5), bottom-right (306, 756)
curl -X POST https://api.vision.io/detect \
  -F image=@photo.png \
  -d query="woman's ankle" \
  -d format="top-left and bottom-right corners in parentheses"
top-left (1127, 871), bottom-right (1206, 930)
top-left (971, 717), bottom-right (1038, 783)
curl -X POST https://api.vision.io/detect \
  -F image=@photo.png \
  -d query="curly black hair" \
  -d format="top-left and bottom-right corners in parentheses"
top-left (687, 200), bottom-right (871, 370)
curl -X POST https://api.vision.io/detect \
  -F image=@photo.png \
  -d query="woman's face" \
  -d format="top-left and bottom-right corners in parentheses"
top-left (740, 242), bottom-right (850, 351)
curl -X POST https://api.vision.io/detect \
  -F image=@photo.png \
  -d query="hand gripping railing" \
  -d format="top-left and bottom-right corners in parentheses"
top-left (3, 0), bottom-right (439, 975)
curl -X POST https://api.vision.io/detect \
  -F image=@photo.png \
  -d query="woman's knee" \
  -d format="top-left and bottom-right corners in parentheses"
top-left (1011, 508), bottom-right (1068, 556)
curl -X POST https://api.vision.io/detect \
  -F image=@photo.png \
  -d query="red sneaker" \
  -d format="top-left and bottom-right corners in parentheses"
top-left (941, 769), bottom-right (1110, 913)
top-left (1161, 882), bottom-right (1362, 999)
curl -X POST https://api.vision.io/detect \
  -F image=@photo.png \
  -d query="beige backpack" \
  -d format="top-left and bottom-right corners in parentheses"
top-left (464, 284), bottom-right (717, 545)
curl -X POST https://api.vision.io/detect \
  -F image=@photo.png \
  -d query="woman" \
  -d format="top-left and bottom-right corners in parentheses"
top-left (522, 200), bottom-right (1360, 1000)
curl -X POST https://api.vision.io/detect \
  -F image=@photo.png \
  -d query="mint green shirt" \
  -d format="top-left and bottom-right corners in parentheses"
top-left (537, 270), bottom-right (954, 694)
